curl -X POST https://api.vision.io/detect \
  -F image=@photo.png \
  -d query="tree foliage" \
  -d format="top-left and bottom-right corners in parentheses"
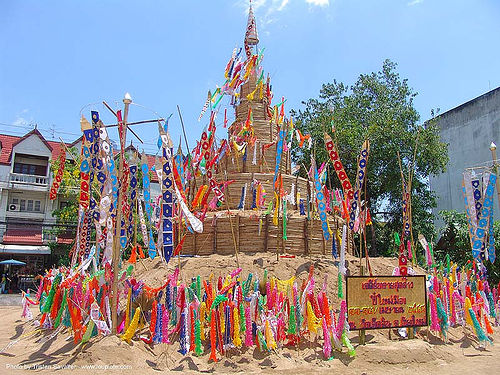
top-left (436, 210), bottom-right (500, 284)
top-left (291, 60), bottom-right (448, 255)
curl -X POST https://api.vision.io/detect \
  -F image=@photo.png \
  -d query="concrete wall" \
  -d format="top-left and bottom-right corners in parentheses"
top-left (430, 87), bottom-right (500, 228)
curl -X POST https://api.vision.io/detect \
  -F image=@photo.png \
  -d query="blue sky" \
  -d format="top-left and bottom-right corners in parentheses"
top-left (1, 0), bottom-right (499, 154)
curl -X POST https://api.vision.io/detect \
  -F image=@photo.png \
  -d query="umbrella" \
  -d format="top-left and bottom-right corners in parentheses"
top-left (0, 259), bottom-right (26, 266)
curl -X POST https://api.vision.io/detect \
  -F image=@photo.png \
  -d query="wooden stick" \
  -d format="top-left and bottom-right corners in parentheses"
top-left (177, 105), bottom-right (197, 202)
top-left (111, 99), bottom-right (129, 335)
top-left (224, 172), bottom-right (240, 267)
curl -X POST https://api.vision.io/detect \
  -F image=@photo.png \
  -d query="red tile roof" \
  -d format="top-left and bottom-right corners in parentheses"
top-left (0, 134), bottom-right (21, 165)
top-left (56, 231), bottom-right (75, 245)
top-left (0, 131), bottom-right (70, 165)
top-left (0, 130), bottom-right (160, 183)
top-left (3, 229), bottom-right (43, 246)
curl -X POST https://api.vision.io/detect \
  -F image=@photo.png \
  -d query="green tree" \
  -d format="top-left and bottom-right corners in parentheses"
top-left (436, 210), bottom-right (499, 284)
top-left (291, 59), bottom-right (448, 256)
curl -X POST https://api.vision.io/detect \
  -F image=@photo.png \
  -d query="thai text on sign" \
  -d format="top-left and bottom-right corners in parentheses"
top-left (346, 275), bottom-right (427, 330)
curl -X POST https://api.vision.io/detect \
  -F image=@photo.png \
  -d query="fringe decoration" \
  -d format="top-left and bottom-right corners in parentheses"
top-left (233, 306), bottom-right (242, 347)
top-left (121, 307), bottom-right (141, 344)
top-left (338, 272), bottom-right (343, 299)
top-left (429, 293), bottom-right (440, 332)
top-left (209, 309), bottom-right (217, 362)
top-left (469, 308), bottom-right (491, 344)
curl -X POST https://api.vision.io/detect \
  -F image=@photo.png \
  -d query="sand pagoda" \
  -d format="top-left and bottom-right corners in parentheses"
top-left (180, 6), bottom-right (350, 258)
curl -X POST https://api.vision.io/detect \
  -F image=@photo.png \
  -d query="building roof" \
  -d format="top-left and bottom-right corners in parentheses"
top-left (3, 228), bottom-right (43, 246)
top-left (0, 129), bottom-right (161, 182)
top-left (0, 130), bottom-right (71, 165)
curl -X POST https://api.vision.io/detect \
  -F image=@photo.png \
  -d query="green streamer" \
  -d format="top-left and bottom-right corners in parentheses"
top-left (210, 295), bottom-right (228, 311)
top-left (195, 318), bottom-right (202, 356)
top-left (240, 303), bottom-right (246, 332)
top-left (338, 272), bottom-right (343, 299)
top-left (469, 308), bottom-right (491, 344)
top-left (41, 273), bottom-right (62, 313)
top-left (80, 320), bottom-right (95, 345)
top-left (243, 273), bottom-right (253, 297)
top-left (54, 289), bottom-right (68, 329)
top-left (257, 330), bottom-right (268, 352)
top-left (488, 292), bottom-right (497, 318)
top-left (287, 305), bottom-right (296, 335)
top-left (446, 254), bottom-right (450, 276)
top-left (436, 297), bottom-right (449, 337)
top-left (394, 232), bottom-right (400, 246)
top-left (342, 331), bottom-right (356, 357)
top-left (196, 275), bottom-right (201, 300)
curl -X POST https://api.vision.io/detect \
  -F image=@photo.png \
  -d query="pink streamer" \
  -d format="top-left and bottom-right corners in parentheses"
top-left (244, 305), bottom-right (253, 346)
top-left (322, 317), bottom-right (332, 359)
top-left (429, 293), bottom-right (440, 332)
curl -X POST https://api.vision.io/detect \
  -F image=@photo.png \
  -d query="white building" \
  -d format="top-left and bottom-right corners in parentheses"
top-left (0, 129), bottom-right (160, 273)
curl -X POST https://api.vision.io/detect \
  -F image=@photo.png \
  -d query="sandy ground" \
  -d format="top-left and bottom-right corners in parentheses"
top-left (0, 253), bottom-right (499, 375)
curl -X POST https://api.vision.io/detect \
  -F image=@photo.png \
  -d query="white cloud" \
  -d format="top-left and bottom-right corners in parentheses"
top-left (305, 0), bottom-right (329, 6)
top-left (407, 0), bottom-right (423, 6)
top-left (277, 0), bottom-right (289, 11)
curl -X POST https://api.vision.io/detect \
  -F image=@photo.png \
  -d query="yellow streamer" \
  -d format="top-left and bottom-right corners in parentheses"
top-left (121, 307), bottom-right (141, 344)
top-left (265, 320), bottom-right (277, 350)
top-left (307, 301), bottom-right (321, 335)
top-left (233, 307), bottom-right (242, 347)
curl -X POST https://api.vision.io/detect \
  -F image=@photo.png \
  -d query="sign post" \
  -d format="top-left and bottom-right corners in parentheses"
top-left (346, 275), bottom-right (427, 334)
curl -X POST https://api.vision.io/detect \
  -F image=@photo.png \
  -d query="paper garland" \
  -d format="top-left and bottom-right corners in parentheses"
top-left (324, 133), bottom-right (354, 201)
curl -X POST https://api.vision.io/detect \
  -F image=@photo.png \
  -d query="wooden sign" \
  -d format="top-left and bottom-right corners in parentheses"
top-left (346, 275), bottom-right (427, 330)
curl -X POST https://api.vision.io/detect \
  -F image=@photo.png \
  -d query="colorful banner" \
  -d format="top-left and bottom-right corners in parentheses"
top-left (346, 275), bottom-right (427, 330)
top-left (49, 142), bottom-right (66, 200)
top-left (141, 153), bottom-right (157, 259)
top-left (312, 157), bottom-right (330, 241)
top-left (324, 133), bottom-right (354, 201)
top-left (348, 140), bottom-right (369, 231)
top-left (472, 173), bottom-right (497, 260)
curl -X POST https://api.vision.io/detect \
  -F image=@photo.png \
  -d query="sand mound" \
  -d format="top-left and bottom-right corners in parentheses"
top-left (0, 253), bottom-right (498, 375)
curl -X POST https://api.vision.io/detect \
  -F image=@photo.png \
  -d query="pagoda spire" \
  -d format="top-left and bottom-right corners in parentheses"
top-left (244, 1), bottom-right (259, 59)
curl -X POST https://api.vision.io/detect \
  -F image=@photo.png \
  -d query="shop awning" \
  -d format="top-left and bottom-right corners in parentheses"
top-left (3, 228), bottom-right (43, 246)
top-left (0, 244), bottom-right (51, 255)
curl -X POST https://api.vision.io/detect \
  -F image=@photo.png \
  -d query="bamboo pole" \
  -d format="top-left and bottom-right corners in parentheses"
top-left (111, 95), bottom-right (131, 335)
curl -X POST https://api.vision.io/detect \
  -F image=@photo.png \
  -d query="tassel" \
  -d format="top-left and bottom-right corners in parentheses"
top-left (233, 306), bottom-right (242, 347)
top-left (306, 301), bottom-right (321, 335)
top-left (162, 307), bottom-right (170, 343)
top-left (257, 329), bottom-right (268, 352)
top-left (179, 308), bottom-right (188, 355)
top-left (332, 235), bottom-right (338, 258)
top-left (209, 309), bottom-right (218, 362)
top-left (429, 293), bottom-right (440, 332)
top-left (245, 305), bottom-right (253, 346)
top-left (195, 315), bottom-right (203, 355)
top-left (335, 301), bottom-right (347, 341)
top-left (190, 305), bottom-right (195, 352)
top-left (469, 308), bottom-right (491, 344)
top-left (150, 300), bottom-right (157, 338)
top-left (127, 245), bottom-right (137, 263)
top-left (464, 297), bottom-right (474, 327)
top-left (484, 313), bottom-right (494, 334)
top-left (287, 305), bottom-right (296, 335)
top-left (122, 307), bottom-right (141, 344)
top-left (436, 297), bottom-right (449, 337)
top-left (342, 331), bottom-right (356, 357)
top-left (54, 289), bottom-right (68, 329)
top-left (322, 318), bottom-right (332, 359)
top-left (338, 272), bottom-right (343, 299)
top-left (81, 320), bottom-right (95, 345)
top-left (264, 319), bottom-right (277, 350)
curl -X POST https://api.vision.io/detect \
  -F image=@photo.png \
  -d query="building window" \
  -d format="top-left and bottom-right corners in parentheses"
top-left (12, 198), bottom-right (19, 205)
top-left (13, 163), bottom-right (46, 176)
top-left (18, 199), bottom-right (42, 212)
